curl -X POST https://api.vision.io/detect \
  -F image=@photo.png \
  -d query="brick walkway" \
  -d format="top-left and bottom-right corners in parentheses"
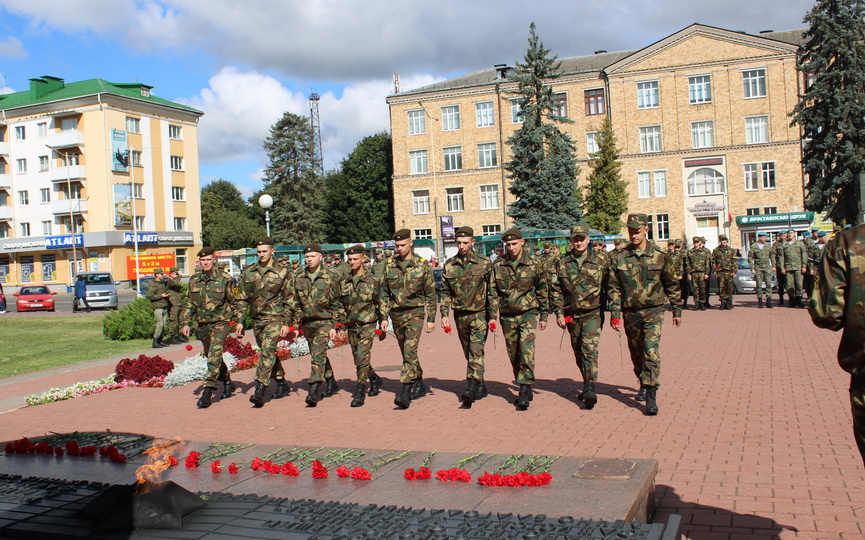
top-left (0, 299), bottom-right (861, 539)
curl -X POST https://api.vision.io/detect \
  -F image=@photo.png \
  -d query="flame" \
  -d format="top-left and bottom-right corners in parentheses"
top-left (135, 438), bottom-right (183, 494)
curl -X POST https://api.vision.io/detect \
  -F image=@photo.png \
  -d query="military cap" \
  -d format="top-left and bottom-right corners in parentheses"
top-left (700, 237), bottom-right (707, 243)
top-left (810, 227), bottom-right (819, 231)
top-left (693, 236), bottom-right (701, 243)
top-left (544, 242), bottom-right (552, 248)
top-left (197, 247), bottom-right (215, 257)
top-left (169, 267), bottom-right (180, 273)
top-left (626, 213), bottom-right (648, 228)
top-left (454, 226), bottom-right (474, 238)
top-left (675, 239), bottom-right (683, 247)
top-left (787, 229), bottom-right (795, 233)
top-left (254, 236), bottom-right (276, 247)
top-left (153, 268), bottom-right (164, 275)
top-left (718, 234), bottom-right (728, 241)
top-left (758, 231), bottom-right (767, 237)
top-left (570, 223), bottom-right (589, 238)
top-left (818, 231), bottom-right (827, 237)
top-left (393, 228), bottom-right (411, 241)
top-left (346, 244), bottom-right (365, 255)
top-left (303, 243), bottom-right (322, 254)
top-left (501, 228), bottom-right (522, 241)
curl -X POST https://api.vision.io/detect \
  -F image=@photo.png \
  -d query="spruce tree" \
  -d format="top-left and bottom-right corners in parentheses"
top-left (262, 112), bottom-right (325, 244)
top-left (790, 0), bottom-right (865, 224)
top-left (505, 23), bottom-right (582, 229)
top-left (583, 117), bottom-right (627, 234)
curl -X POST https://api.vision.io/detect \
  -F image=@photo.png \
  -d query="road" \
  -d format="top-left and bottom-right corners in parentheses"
top-left (1, 288), bottom-right (139, 316)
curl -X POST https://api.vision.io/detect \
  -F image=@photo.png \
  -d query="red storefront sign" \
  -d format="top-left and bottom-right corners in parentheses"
top-left (126, 253), bottom-right (176, 280)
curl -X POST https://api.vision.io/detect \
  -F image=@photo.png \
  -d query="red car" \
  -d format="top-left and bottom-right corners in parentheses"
top-left (14, 285), bottom-right (57, 312)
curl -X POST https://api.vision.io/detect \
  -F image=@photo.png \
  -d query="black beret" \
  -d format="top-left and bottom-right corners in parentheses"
top-left (197, 247), bottom-right (215, 257)
top-left (303, 243), bottom-right (322, 254)
top-left (254, 236), bottom-right (276, 247)
top-left (346, 244), bottom-right (365, 255)
top-left (393, 228), bottom-right (411, 241)
top-left (454, 226), bottom-right (474, 238)
top-left (502, 228), bottom-right (522, 242)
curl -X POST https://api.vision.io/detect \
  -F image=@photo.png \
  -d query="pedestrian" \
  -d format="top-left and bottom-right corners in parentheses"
top-left (338, 244), bottom-right (387, 407)
top-left (489, 228), bottom-right (548, 411)
top-left (440, 226), bottom-right (494, 408)
top-left (808, 223), bottom-right (865, 467)
top-left (294, 243), bottom-right (345, 407)
top-left (180, 248), bottom-right (241, 408)
top-left (551, 223), bottom-right (608, 409)
top-left (712, 234), bottom-right (736, 310)
top-left (167, 267), bottom-right (186, 343)
top-left (748, 231), bottom-right (776, 308)
top-left (608, 213), bottom-right (683, 415)
top-left (72, 274), bottom-right (91, 313)
top-left (778, 228), bottom-right (808, 307)
top-left (686, 237), bottom-right (710, 310)
top-left (380, 229), bottom-right (437, 409)
top-left (234, 237), bottom-right (298, 408)
top-left (147, 269), bottom-right (170, 347)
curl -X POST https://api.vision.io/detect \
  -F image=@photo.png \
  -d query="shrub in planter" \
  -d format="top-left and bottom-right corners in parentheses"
top-left (114, 354), bottom-right (175, 383)
top-left (103, 298), bottom-right (157, 340)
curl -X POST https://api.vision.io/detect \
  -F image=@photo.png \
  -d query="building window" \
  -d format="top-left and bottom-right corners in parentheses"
top-left (42, 220), bottom-right (52, 235)
top-left (126, 117), bottom-right (140, 133)
top-left (173, 217), bottom-right (186, 231)
top-left (746, 207), bottom-right (761, 216)
top-left (134, 216), bottom-right (145, 229)
top-left (638, 172), bottom-right (651, 199)
top-left (61, 153), bottom-right (80, 166)
top-left (688, 75), bottom-right (712, 104)
top-left (20, 222), bottom-right (30, 236)
top-left (175, 249), bottom-right (187, 273)
top-left (655, 214), bottom-right (670, 240)
top-left (763, 206), bottom-right (777, 214)
top-left (170, 155), bottom-right (183, 170)
top-left (743, 69), bottom-right (767, 98)
top-left (744, 164), bottom-right (759, 191)
top-left (482, 224), bottom-right (501, 235)
top-left (38, 155), bottom-right (49, 172)
top-left (64, 217), bottom-right (83, 233)
top-left (639, 126), bottom-right (662, 153)
top-left (171, 186), bottom-right (185, 201)
top-left (37, 122), bottom-right (48, 138)
top-left (61, 184), bottom-right (82, 199)
top-left (133, 183), bottom-right (144, 199)
top-left (510, 100), bottom-right (524, 124)
top-left (14, 126), bottom-right (25, 141)
top-left (168, 124), bottom-right (182, 140)
top-left (0, 224), bottom-right (8, 238)
top-left (687, 168), bottom-right (726, 195)
top-left (409, 150), bottom-right (428, 174)
top-left (586, 132), bottom-right (599, 155)
top-left (18, 191), bottom-right (28, 205)
top-left (637, 81), bottom-right (659, 109)
top-left (639, 169), bottom-right (668, 198)
top-left (479, 184), bottom-right (499, 210)
top-left (552, 93), bottom-right (568, 118)
top-left (132, 150), bottom-right (142, 167)
top-left (761, 162), bottom-right (776, 189)
top-left (646, 215), bottom-right (654, 240)
top-left (478, 143), bottom-right (497, 168)
top-left (40, 188), bottom-right (50, 203)
top-left (412, 190), bottom-right (430, 215)
top-left (441, 105), bottom-right (460, 131)
top-left (475, 101), bottom-right (494, 127)
top-left (691, 121), bottom-right (714, 148)
top-left (446, 187), bottom-right (464, 212)
top-left (407, 110), bottom-right (425, 135)
top-left (745, 116), bottom-right (769, 144)
top-left (414, 228), bottom-right (432, 240)
top-left (16, 158), bottom-right (26, 174)
top-left (585, 89), bottom-right (605, 115)
top-left (60, 117), bottom-right (78, 131)
top-left (443, 146), bottom-right (462, 171)
top-left (654, 171), bottom-right (667, 197)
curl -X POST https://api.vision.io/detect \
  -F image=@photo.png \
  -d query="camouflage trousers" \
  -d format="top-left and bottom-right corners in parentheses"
top-left (168, 305), bottom-right (181, 336)
top-left (784, 270), bottom-right (804, 298)
top-left (851, 376), bottom-right (865, 468)
top-left (753, 268), bottom-right (773, 299)
top-left (302, 319), bottom-right (334, 383)
top-left (196, 321), bottom-right (231, 389)
top-left (500, 310), bottom-right (538, 385)
top-left (454, 310), bottom-right (488, 382)
top-left (566, 309), bottom-right (601, 383)
top-left (622, 306), bottom-right (664, 387)
top-left (716, 271), bottom-right (735, 302)
top-left (390, 307), bottom-right (425, 383)
top-left (776, 269), bottom-right (786, 300)
top-left (347, 322), bottom-right (378, 384)
top-left (153, 308), bottom-right (168, 340)
top-left (689, 273), bottom-right (708, 302)
top-left (252, 319), bottom-right (285, 386)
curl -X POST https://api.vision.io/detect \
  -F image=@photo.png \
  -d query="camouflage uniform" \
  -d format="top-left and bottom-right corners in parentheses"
top-left (686, 242), bottom-right (711, 306)
top-left (778, 238), bottom-right (807, 304)
top-left (748, 239), bottom-right (775, 303)
top-left (674, 242), bottom-right (690, 308)
top-left (805, 239), bottom-right (822, 298)
top-left (181, 268), bottom-right (239, 389)
top-left (712, 242), bottom-right (736, 307)
top-left (808, 223), bottom-right (865, 466)
top-left (294, 265), bottom-right (345, 383)
top-left (339, 268), bottom-right (387, 385)
top-left (147, 276), bottom-right (170, 342)
top-left (167, 273), bottom-right (183, 339)
top-left (773, 239), bottom-right (787, 305)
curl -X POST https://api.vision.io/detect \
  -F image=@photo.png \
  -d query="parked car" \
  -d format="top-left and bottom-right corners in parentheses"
top-left (709, 258), bottom-right (777, 295)
top-left (76, 272), bottom-right (119, 309)
top-left (134, 276), bottom-right (156, 297)
top-left (14, 285), bottom-right (57, 312)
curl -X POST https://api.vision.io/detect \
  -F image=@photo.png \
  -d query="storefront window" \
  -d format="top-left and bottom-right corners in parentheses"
top-left (42, 254), bottom-right (57, 282)
top-left (0, 257), bottom-right (9, 283)
top-left (20, 256), bottom-right (35, 283)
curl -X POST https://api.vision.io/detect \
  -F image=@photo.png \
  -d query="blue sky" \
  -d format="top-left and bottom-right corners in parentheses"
top-left (0, 0), bottom-right (817, 198)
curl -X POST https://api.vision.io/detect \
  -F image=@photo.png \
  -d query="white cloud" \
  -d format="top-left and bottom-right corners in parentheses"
top-left (0, 36), bottom-right (26, 60)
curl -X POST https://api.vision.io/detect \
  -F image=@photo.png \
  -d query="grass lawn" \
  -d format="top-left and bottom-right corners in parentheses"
top-left (0, 317), bottom-right (151, 378)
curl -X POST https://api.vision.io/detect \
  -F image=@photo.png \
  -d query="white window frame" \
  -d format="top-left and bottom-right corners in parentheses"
top-left (42, 220), bottom-right (52, 235)
top-left (173, 217), bottom-right (186, 231)
top-left (16, 158), bottom-right (26, 174)
top-left (20, 222), bottom-right (30, 237)
top-left (639, 126), bottom-right (662, 153)
top-left (446, 187), bottom-right (464, 212)
top-left (170, 155), bottom-right (183, 171)
top-left (479, 184), bottom-right (499, 210)
top-left (654, 171), bottom-right (667, 198)
top-left (407, 110), bottom-right (426, 135)
top-left (761, 162), bottom-right (776, 190)
top-left (482, 224), bottom-right (502, 235)
top-left (475, 101), bottom-right (494, 127)
top-left (745, 116), bottom-right (769, 144)
top-left (133, 183), bottom-right (144, 199)
top-left (637, 172), bottom-right (651, 199)
top-left (134, 215), bottom-right (145, 229)
top-left (14, 126), bottom-right (25, 141)
top-left (411, 190), bottom-right (430, 215)
top-left (510, 99), bottom-right (524, 124)
top-left (132, 150), bottom-right (142, 167)
top-left (38, 155), bottom-right (50, 172)
top-left (742, 69), bottom-right (767, 98)
top-left (409, 150), bottom-right (428, 175)
top-left (60, 117), bottom-right (78, 132)
top-left (744, 163), bottom-right (759, 191)
top-left (168, 124), bottom-right (182, 140)
top-left (586, 132), bottom-right (599, 155)
top-left (552, 92), bottom-right (568, 118)
top-left (171, 186), bottom-right (185, 201)
top-left (691, 121), bottom-right (714, 149)
top-left (126, 116), bottom-right (140, 133)
top-left (414, 228), bottom-right (433, 240)
top-left (40, 188), bottom-right (50, 203)
top-left (443, 146), bottom-right (462, 171)
top-left (37, 122), bottom-right (48, 138)
top-left (688, 75), bottom-right (712, 104)
top-left (477, 143), bottom-right (497, 168)
top-left (687, 168), bottom-right (726, 196)
top-left (441, 105), bottom-right (460, 131)
top-left (61, 153), bottom-right (80, 166)
top-left (637, 81), bottom-right (659, 109)
top-left (655, 214), bottom-right (670, 240)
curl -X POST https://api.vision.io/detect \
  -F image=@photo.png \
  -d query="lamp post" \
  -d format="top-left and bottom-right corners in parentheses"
top-left (46, 144), bottom-right (78, 284)
top-left (259, 194), bottom-right (273, 236)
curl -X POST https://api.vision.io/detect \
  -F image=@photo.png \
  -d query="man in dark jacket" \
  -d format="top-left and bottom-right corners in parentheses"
top-left (73, 275), bottom-right (91, 313)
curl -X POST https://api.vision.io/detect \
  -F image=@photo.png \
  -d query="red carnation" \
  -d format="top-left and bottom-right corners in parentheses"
top-left (229, 321), bottom-right (237, 327)
top-left (211, 460), bottom-right (222, 473)
top-left (282, 462), bottom-right (299, 476)
top-left (81, 446), bottom-right (97, 456)
top-left (228, 463), bottom-right (239, 474)
top-left (36, 441), bottom-right (52, 454)
top-left (351, 467), bottom-right (371, 480)
top-left (185, 451), bottom-right (200, 469)
top-left (311, 460), bottom-right (328, 479)
top-left (489, 321), bottom-right (497, 331)
top-left (564, 316), bottom-right (573, 323)
top-left (110, 453), bottom-right (127, 464)
top-left (54, 446), bottom-right (64, 457)
top-left (336, 466), bottom-right (350, 478)
top-left (374, 329), bottom-right (382, 336)
top-left (4, 442), bottom-right (13, 454)
top-left (288, 326), bottom-right (297, 333)
top-left (169, 455), bottom-right (179, 467)
top-left (404, 468), bottom-right (416, 480)
top-left (64, 440), bottom-right (80, 456)
top-left (185, 345), bottom-right (193, 351)
top-left (444, 326), bottom-right (453, 333)
top-left (417, 467), bottom-right (432, 479)
top-left (251, 457), bottom-right (263, 471)
top-left (612, 318), bottom-right (621, 326)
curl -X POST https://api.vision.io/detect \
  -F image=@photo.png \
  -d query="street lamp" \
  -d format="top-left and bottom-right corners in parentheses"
top-left (258, 194), bottom-right (273, 236)
top-left (46, 144), bottom-right (78, 284)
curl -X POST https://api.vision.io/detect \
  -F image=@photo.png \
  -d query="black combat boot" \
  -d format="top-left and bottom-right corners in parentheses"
top-left (729, 299), bottom-right (734, 310)
top-left (273, 379), bottom-right (289, 399)
top-left (766, 298), bottom-right (773, 309)
top-left (221, 379), bottom-right (236, 399)
top-left (350, 384), bottom-right (366, 407)
top-left (394, 383), bottom-right (412, 409)
top-left (701, 301), bottom-right (708, 311)
top-left (758, 298), bottom-right (763, 309)
top-left (180, 335), bottom-right (189, 343)
top-left (461, 380), bottom-right (478, 408)
top-left (197, 388), bottom-right (213, 409)
top-left (152, 338), bottom-right (165, 348)
top-left (322, 377), bottom-right (339, 398)
top-left (515, 384), bottom-right (531, 410)
top-left (796, 296), bottom-right (804, 308)
top-left (171, 335), bottom-right (184, 344)
top-left (367, 372), bottom-right (383, 397)
top-left (477, 381), bottom-right (488, 399)
top-left (645, 386), bottom-right (659, 415)
top-left (635, 385), bottom-right (647, 402)
top-left (305, 382), bottom-right (322, 407)
top-left (527, 385), bottom-right (534, 401)
top-left (583, 381), bottom-right (597, 410)
top-left (692, 302), bottom-right (700, 312)
top-left (249, 382), bottom-right (266, 408)
top-left (410, 378), bottom-right (428, 399)
top-left (778, 296), bottom-right (785, 306)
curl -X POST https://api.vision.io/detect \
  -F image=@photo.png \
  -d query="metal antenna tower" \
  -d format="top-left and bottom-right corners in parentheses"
top-left (308, 92), bottom-right (324, 176)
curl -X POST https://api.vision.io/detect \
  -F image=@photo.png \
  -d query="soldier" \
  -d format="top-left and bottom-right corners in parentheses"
top-left (674, 240), bottom-right (690, 309)
top-left (291, 260), bottom-right (301, 273)
top-left (773, 232), bottom-right (788, 306)
top-left (748, 231), bottom-right (775, 308)
top-left (613, 238), bottom-right (627, 251)
top-left (551, 223), bottom-right (608, 410)
top-left (167, 267), bottom-right (186, 344)
top-left (778, 228), bottom-right (808, 307)
top-left (380, 229), bottom-right (437, 409)
top-left (808, 223), bottom-right (865, 466)
top-left (712, 234), bottom-right (736, 310)
top-left (147, 268), bottom-right (170, 348)
top-left (608, 214), bottom-right (682, 415)
top-left (294, 243), bottom-right (345, 407)
top-left (234, 237), bottom-right (298, 408)
top-left (181, 247), bottom-right (240, 408)
top-left (805, 232), bottom-right (823, 299)
top-left (686, 237), bottom-right (711, 310)
top-left (338, 244), bottom-right (387, 407)
top-left (440, 226), bottom-right (494, 408)
top-left (489, 228), bottom-right (548, 411)
top-left (372, 251), bottom-right (387, 277)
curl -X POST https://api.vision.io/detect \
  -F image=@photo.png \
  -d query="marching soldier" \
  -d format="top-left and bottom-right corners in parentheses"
top-left (167, 267), bottom-right (186, 344)
top-left (147, 268), bottom-right (170, 348)
top-left (608, 214), bottom-right (682, 415)
top-left (234, 237), bottom-right (298, 408)
top-left (686, 237), bottom-right (711, 310)
top-left (380, 229), bottom-right (437, 409)
top-left (551, 223), bottom-right (608, 410)
top-left (338, 244), bottom-right (387, 407)
top-left (674, 240), bottom-right (690, 309)
top-left (489, 228), bottom-right (548, 411)
top-left (778, 229), bottom-right (808, 307)
top-left (440, 226), bottom-right (494, 408)
top-left (748, 231), bottom-right (775, 308)
top-left (712, 234), bottom-right (736, 310)
top-left (773, 232), bottom-right (788, 306)
top-left (181, 247), bottom-right (241, 408)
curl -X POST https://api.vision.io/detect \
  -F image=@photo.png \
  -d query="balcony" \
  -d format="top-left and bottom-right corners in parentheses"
top-left (49, 165), bottom-right (86, 183)
top-left (0, 173), bottom-right (10, 189)
top-left (0, 142), bottom-right (8, 156)
top-left (0, 205), bottom-right (12, 220)
top-left (51, 198), bottom-right (88, 215)
top-left (47, 130), bottom-right (85, 149)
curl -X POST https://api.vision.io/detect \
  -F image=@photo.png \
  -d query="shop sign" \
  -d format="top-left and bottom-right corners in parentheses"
top-left (124, 232), bottom-right (159, 245)
top-left (126, 253), bottom-right (176, 280)
top-left (735, 212), bottom-right (814, 225)
top-left (157, 232), bottom-right (194, 245)
top-left (687, 201), bottom-right (724, 217)
top-left (46, 235), bottom-right (84, 248)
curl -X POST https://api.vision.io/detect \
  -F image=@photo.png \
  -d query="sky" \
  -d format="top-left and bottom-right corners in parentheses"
top-left (0, 0), bottom-right (817, 198)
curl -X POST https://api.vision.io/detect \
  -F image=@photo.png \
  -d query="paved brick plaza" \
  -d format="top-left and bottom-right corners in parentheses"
top-left (0, 299), bottom-right (861, 539)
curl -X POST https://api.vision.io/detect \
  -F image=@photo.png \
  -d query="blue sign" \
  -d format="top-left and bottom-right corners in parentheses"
top-left (46, 235), bottom-right (84, 248)
top-left (124, 232), bottom-right (159, 245)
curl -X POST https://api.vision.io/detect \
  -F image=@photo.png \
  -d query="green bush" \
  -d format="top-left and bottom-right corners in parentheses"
top-left (103, 298), bottom-right (157, 340)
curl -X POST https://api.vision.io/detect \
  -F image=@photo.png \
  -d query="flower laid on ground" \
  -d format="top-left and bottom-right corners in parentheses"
top-left (477, 471), bottom-right (552, 487)
top-left (54, 446), bottom-right (64, 457)
top-left (311, 460), bottom-right (328, 479)
top-left (24, 375), bottom-right (167, 407)
top-left (350, 467), bottom-right (372, 480)
top-left (444, 326), bottom-right (453, 333)
top-left (374, 329), bottom-right (382, 336)
top-left (114, 354), bottom-right (175, 383)
top-left (163, 352), bottom-right (238, 388)
top-left (185, 451), bottom-right (200, 469)
top-left (169, 456), bottom-right (179, 467)
top-left (228, 463), bottom-right (238, 474)
top-left (211, 460), bottom-right (222, 473)
top-left (251, 457), bottom-right (263, 471)
top-left (6, 437), bottom-right (104, 461)
top-left (281, 462), bottom-right (299, 476)
top-left (435, 468), bottom-right (471, 482)
top-left (404, 467), bottom-right (432, 480)
top-left (489, 321), bottom-right (497, 331)
top-left (98, 445), bottom-right (127, 463)
top-left (185, 345), bottom-right (193, 351)
top-left (336, 466), bottom-right (350, 478)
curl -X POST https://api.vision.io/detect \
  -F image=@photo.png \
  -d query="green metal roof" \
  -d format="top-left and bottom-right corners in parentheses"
top-left (0, 76), bottom-right (202, 115)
